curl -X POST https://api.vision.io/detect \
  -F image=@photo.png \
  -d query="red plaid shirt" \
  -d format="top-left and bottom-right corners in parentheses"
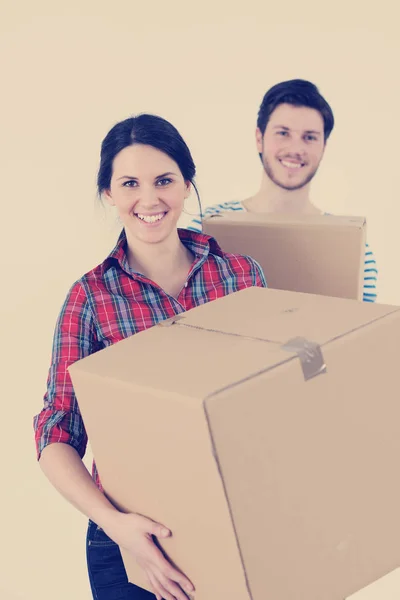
top-left (33, 228), bottom-right (266, 489)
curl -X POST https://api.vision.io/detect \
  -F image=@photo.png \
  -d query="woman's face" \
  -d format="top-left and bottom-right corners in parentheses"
top-left (105, 144), bottom-right (190, 245)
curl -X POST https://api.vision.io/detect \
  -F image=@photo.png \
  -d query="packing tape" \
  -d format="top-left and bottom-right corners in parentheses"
top-left (158, 317), bottom-right (326, 381)
top-left (281, 336), bottom-right (327, 381)
top-left (158, 314), bottom-right (186, 327)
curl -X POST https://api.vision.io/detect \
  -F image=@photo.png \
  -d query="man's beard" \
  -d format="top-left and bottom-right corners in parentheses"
top-left (261, 154), bottom-right (320, 191)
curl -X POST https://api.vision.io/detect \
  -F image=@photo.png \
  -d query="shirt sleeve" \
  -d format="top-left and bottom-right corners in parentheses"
top-left (185, 204), bottom-right (228, 233)
top-left (249, 257), bottom-right (267, 288)
top-left (33, 280), bottom-right (99, 460)
top-left (363, 243), bottom-right (378, 303)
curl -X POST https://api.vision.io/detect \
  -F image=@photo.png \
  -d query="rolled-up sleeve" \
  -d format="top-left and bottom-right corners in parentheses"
top-left (250, 257), bottom-right (267, 288)
top-left (363, 243), bottom-right (378, 303)
top-left (33, 280), bottom-right (98, 460)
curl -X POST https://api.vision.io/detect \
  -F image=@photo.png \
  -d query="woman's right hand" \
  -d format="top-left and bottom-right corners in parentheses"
top-left (104, 511), bottom-right (195, 600)
top-left (37, 445), bottom-right (193, 599)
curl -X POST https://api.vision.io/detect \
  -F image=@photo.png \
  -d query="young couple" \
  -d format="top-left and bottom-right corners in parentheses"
top-left (33, 79), bottom-right (377, 600)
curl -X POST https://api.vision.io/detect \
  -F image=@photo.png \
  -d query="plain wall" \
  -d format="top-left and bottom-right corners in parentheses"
top-left (1, 1), bottom-right (399, 598)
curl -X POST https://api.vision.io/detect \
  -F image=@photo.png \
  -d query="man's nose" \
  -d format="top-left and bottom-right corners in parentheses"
top-left (285, 135), bottom-right (307, 156)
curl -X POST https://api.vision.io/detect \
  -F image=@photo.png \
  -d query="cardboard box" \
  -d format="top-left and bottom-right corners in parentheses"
top-left (69, 287), bottom-right (400, 600)
top-left (347, 568), bottom-right (400, 599)
top-left (202, 212), bottom-right (366, 300)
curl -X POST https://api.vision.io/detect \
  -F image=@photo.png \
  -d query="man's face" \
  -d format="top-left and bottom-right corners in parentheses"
top-left (256, 103), bottom-right (326, 191)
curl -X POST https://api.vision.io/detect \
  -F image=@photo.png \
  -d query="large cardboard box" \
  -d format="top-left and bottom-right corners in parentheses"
top-left (69, 287), bottom-right (400, 600)
top-left (202, 212), bottom-right (366, 300)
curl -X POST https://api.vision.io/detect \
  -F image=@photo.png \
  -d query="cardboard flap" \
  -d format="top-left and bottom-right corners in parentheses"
top-left (69, 288), bottom-right (398, 399)
top-left (69, 316), bottom-right (290, 399)
top-left (206, 211), bottom-right (366, 229)
top-left (181, 287), bottom-right (397, 345)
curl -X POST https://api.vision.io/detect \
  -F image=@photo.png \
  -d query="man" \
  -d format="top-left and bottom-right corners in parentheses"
top-left (188, 79), bottom-right (377, 302)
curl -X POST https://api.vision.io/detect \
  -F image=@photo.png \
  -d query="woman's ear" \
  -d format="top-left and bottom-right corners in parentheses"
top-left (103, 189), bottom-right (115, 207)
top-left (184, 181), bottom-right (192, 199)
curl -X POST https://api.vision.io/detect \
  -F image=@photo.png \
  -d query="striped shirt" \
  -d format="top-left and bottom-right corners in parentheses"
top-left (188, 201), bottom-right (377, 303)
top-left (33, 228), bottom-right (266, 490)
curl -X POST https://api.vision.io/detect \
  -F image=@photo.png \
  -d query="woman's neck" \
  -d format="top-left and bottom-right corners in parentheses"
top-left (125, 229), bottom-right (193, 283)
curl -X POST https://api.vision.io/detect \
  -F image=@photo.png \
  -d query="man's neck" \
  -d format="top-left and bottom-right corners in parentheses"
top-left (243, 173), bottom-right (321, 215)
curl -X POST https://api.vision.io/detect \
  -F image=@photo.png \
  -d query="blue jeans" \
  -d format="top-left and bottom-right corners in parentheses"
top-left (86, 519), bottom-right (156, 599)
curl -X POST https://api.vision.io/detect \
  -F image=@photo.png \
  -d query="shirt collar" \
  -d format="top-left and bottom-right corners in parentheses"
top-left (100, 228), bottom-right (224, 277)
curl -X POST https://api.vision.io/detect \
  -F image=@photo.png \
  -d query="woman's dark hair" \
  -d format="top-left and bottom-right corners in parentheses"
top-left (256, 79), bottom-right (335, 141)
top-left (97, 113), bottom-right (201, 212)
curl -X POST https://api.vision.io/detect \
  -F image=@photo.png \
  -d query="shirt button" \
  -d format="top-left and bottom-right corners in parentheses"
top-left (184, 282), bottom-right (188, 288)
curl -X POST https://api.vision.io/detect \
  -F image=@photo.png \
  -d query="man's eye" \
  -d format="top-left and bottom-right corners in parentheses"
top-left (305, 135), bottom-right (317, 141)
top-left (277, 131), bottom-right (288, 136)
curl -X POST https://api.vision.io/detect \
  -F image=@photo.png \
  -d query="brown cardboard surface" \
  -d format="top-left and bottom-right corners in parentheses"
top-left (346, 568), bottom-right (400, 599)
top-left (69, 287), bottom-right (400, 600)
top-left (202, 212), bottom-right (366, 299)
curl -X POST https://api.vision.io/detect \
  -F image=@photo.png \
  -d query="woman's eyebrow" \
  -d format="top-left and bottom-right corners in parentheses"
top-left (117, 171), bottom-right (177, 181)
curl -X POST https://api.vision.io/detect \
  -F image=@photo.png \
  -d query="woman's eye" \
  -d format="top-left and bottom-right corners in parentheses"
top-left (123, 180), bottom-right (138, 187)
top-left (157, 178), bottom-right (172, 186)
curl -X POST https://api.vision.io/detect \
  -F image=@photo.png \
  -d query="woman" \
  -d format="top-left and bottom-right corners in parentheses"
top-left (33, 114), bottom-right (267, 600)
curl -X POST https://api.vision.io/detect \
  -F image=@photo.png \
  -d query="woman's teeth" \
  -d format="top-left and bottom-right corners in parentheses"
top-left (136, 213), bottom-right (165, 223)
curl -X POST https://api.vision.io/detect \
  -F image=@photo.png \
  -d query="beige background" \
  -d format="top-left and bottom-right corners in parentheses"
top-left (1, 1), bottom-right (399, 598)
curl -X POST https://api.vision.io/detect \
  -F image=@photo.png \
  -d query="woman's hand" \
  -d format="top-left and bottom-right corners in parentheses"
top-left (105, 511), bottom-right (195, 600)
top-left (38, 445), bottom-right (194, 599)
